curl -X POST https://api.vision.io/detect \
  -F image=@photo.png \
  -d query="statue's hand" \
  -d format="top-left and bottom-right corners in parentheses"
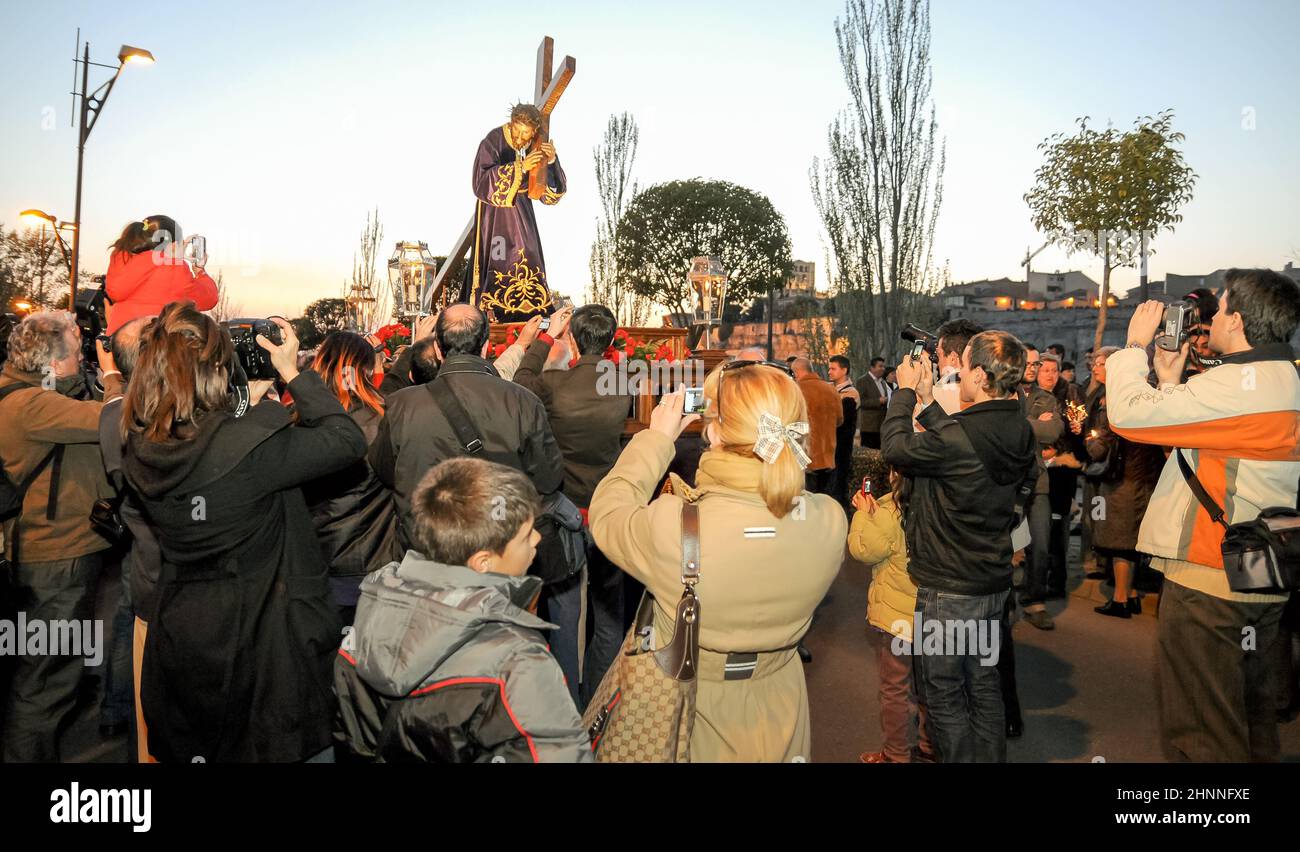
top-left (522, 150), bottom-right (547, 171)
top-left (539, 141), bottom-right (556, 164)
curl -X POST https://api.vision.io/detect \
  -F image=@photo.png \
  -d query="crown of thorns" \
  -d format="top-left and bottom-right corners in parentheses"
top-left (508, 103), bottom-right (543, 129)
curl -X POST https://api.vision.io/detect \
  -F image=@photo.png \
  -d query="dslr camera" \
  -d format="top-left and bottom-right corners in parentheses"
top-left (1155, 299), bottom-right (1201, 352)
top-left (75, 276), bottom-right (110, 366)
top-left (900, 324), bottom-right (939, 361)
top-left (223, 318), bottom-right (282, 380)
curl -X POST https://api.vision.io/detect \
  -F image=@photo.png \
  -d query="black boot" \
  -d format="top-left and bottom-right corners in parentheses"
top-left (1095, 600), bottom-right (1131, 619)
top-left (1126, 596), bottom-right (1142, 615)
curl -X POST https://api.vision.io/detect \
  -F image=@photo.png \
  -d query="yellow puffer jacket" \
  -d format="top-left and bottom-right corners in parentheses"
top-left (847, 494), bottom-right (918, 642)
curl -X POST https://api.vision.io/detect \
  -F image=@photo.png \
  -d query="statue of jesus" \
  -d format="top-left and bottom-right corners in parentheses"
top-left (461, 103), bottom-right (566, 322)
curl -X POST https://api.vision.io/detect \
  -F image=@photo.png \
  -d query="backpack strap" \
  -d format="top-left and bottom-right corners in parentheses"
top-left (3, 445), bottom-right (64, 564)
top-left (427, 375), bottom-right (484, 455)
top-left (1175, 449), bottom-right (1231, 531)
top-left (0, 381), bottom-right (67, 563)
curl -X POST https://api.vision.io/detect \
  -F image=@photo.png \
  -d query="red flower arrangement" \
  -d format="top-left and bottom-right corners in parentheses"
top-left (372, 323), bottom-right (411, 357)
top-left (483, 323), bottom-right (691, 366)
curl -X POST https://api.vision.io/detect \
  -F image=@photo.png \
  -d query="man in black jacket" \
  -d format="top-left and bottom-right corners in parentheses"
top-left (369, 304), bottom-right (564, 551)
top-left (513, 303), bottom-right (631, 707)
top-left (883, 330), bottom-right (1037, 763)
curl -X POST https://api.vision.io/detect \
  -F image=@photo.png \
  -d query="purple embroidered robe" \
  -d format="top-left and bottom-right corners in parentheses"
top-left (460, 124), bottom-right (567, 322)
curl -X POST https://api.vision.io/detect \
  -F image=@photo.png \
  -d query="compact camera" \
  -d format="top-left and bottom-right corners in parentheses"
top-left (223, 318), bottom-right (282, 381)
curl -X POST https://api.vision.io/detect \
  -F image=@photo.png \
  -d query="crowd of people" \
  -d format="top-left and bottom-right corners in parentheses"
top-left (1, 221), bottom-right (1297, 763)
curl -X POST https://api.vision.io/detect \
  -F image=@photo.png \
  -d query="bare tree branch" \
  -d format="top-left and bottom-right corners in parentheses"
top-left (812, 0), bottom-right (945, 365)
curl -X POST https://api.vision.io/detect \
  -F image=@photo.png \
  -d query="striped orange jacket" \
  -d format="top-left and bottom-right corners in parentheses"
top-left (1105, 343), bottom-right (1300, 571)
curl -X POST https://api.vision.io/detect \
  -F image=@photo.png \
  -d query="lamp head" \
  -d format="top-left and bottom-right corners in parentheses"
top-left (118, 45), bottom-right (155, 65)
top-left (20, 209), bottom-right (55, 227)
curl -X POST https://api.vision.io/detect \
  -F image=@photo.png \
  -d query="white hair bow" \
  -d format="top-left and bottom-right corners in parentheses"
top-left (753, 412), bottom-right (811, 468)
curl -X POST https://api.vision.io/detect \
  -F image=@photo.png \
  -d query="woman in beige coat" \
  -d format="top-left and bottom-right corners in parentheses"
top-left (589, 364), bottom-right (846, 762)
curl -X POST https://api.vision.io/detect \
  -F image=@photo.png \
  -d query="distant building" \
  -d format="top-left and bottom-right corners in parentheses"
top-left (1028, 270), bottom-right (1099, 301)
top-left (783, 260), bottom-right (815, 296)
top-left (938, 270), bottom-right (1103, 315)
top-left (939, 278), bottom-right (1027, 313)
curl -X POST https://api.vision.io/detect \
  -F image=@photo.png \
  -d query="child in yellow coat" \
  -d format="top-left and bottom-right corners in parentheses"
top-left (847, 459), bottom-right (934, 763)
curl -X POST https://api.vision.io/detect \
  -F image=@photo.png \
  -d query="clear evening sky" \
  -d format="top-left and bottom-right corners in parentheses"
top-left (2, 0), bottom-right (1296, 319)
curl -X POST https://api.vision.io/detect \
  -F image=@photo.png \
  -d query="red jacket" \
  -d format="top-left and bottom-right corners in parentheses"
top-left (105, 250), bottom-right (219, 333)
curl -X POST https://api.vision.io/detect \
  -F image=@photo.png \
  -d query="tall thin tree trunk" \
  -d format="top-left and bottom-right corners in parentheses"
top-left (1094, 242), bottom-right (1111, 352)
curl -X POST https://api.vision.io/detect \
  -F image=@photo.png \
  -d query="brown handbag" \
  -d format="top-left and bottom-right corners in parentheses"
top-left (581, 501), bottom-right (701, 762)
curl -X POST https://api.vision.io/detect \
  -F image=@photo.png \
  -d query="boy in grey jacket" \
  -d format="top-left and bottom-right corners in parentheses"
top-left (334, 457), bottom-right (591, 762)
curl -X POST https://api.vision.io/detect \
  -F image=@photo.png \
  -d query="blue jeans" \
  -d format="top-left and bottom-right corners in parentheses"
top-left (911, 586), bottom-right (1008, 763)
top-left (542, 569), bottom-right (583, 707)
top-left (580, 547), bottom-right (624, 710)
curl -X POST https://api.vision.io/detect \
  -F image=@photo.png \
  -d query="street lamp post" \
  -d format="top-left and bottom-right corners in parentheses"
top-left (19, 209), bottom-right (73, 306)
top-left (68, 41), bottom-right (154, 308)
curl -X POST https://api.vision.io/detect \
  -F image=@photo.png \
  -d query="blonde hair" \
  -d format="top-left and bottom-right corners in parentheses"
top-left (702, 363), bottom-right (808, 518)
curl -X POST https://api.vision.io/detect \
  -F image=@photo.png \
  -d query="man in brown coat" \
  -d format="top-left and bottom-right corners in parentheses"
top-left (792, 357), bottom-right (842, 497)
top-left (0, 311), bottom-right (123, 762)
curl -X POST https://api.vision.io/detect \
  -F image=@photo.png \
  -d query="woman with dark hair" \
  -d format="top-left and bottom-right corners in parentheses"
top-left (1082, 347), bottom-right (1164, 618)
top-left (105, 216), bottom-right (218, 334)
top-left (300, 331), bottom-right (401, 623)
top-left (121, 302), bottom-right (367, 762)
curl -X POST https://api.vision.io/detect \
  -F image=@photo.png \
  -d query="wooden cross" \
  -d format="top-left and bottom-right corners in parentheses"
top-left (422, 36), bottom-right (576, 314)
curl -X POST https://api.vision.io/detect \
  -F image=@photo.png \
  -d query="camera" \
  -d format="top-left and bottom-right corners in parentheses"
top-left (1155, 299), bottom-right (1200, 352)
top-left (683, 387), bottom-right (707, 414)
top-left (185, 235), bottom-right (206, 267)
top-left (224, 318), bottom-right (282, 380)
top-left (900, 324), bottom-right (939, 361)
top-left (74, 277), bottom-right (110, 366)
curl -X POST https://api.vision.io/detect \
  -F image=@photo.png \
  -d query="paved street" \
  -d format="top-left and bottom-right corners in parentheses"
top-left (805, 549), bottom-right (1300, 763)
top-left (56, 542), bottom-right (1300, 764)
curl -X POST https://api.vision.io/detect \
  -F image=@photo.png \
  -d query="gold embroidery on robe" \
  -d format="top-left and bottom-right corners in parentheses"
top-left (540, 186), bottom-right (564, 206)
top-left (488, 162), bottom-right (523, 208)
top-left (480, 246), bottom-right (554, 316)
